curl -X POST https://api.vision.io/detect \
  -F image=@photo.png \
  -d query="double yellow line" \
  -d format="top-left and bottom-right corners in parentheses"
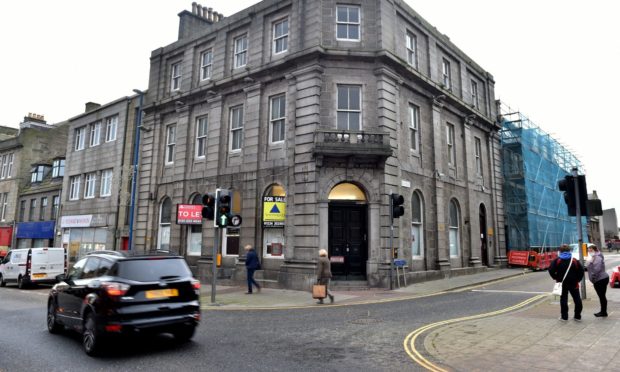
top-left (403, 294), bottom-right (546, 372)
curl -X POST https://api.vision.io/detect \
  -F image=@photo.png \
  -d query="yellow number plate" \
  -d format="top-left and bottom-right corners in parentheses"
top-left (32, 273), bottom-right (46, 278)
top-left (145, 288), bottom-right (179, 299)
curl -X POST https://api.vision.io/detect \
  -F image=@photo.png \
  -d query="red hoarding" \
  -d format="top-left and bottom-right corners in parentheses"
top-left (176, 204), bottom-right (202, 225)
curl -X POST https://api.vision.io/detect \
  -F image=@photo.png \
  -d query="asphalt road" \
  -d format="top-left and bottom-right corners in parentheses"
top-left (1, 257), bottom-right (618, 372)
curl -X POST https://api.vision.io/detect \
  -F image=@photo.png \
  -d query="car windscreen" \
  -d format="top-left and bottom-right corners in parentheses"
top-left (115, 258), bottom-right (192, 282)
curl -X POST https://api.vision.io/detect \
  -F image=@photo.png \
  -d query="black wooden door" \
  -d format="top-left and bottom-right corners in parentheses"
top-left (328, 204), bottom-right (367, 279)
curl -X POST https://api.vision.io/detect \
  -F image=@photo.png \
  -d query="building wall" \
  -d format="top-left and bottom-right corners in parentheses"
top-left (136, 0), bottom-right (505, 289)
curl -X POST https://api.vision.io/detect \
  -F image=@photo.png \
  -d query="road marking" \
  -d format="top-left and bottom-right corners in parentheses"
top-left (471, 289), bottom-right (550, 295)
top-left (403, 294), bottom-right (547, 372)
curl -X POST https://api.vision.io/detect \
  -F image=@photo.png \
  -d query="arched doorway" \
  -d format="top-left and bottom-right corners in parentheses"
top-left (328, 183), bottom-right (368, 280)
top-left (479, 204), bottom-right (488, 266)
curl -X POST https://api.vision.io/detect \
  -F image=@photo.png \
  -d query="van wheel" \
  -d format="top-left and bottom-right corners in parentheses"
top-left (17, 275), bottom-right (27, 289)
top-left (47, 301), bottom-right (62, 334)
top-left (0, 273), bottom-right (5, 287)
top-left (83, 312), bottom-right (104, 356)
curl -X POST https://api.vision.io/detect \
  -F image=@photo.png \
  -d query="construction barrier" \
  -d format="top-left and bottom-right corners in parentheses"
top-left (508, 250), bottom-right (558, 271)
top-left (611, 266), bottom-right (620, 288)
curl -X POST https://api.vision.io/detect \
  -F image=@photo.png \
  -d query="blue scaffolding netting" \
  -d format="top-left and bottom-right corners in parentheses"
top-left (500, 104), bottom-right (588, 252)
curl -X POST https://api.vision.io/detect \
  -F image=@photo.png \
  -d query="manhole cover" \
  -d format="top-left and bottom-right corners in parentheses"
top-left (349, 317), bottom-right (382, 325)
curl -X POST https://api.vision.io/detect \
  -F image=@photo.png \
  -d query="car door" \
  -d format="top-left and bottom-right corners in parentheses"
top-left (56, 258), bottom-right (87, 325)
top-left (69, 257), bottom-right (100, 319)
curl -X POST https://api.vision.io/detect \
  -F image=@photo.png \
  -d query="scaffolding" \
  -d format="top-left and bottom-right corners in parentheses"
top-left (500, 103), bottom-right (588, 252)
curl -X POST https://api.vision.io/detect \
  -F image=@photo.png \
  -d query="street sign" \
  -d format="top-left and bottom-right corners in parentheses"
top-left (229, 215), bottom-right (242, 227)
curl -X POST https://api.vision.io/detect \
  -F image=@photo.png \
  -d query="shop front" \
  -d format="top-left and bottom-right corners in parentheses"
top-left (60, 214), bottom-right (112, 263)
top-left (15, 221), bottom-right (56, 248)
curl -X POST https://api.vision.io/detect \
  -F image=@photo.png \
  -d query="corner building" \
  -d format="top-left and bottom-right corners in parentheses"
top-left (136, 0), bottom-right (507, 289)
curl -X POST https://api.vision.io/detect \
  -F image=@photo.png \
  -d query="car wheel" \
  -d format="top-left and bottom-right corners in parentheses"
top-left (173, 325), bottom-right (196, 343)
top-left (17, 275), bottom-right (27, 289)
top-left (83, 312), bottom-right (104, 356)
top-left (0, 273), bottom-right (5, 287)
top-left (47, 301), bottom-right (62, 334)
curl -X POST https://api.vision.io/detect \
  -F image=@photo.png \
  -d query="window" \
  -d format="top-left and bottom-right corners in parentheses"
top-left (442, 58), bottom-right (451, 90)
top-left (195, 116), bottom-right (208, 158)
top-left (40, 197), bottom-right (47, 221)
top-left (187, 195), bottom-right (203, 256)
top-left (0, 155), bottom-right (6, 179)
top-left (171, 62), bottom-right (182, 91)
top-left (475, 137), bottom-right (483, 176)
top-left (29, 199), bottom-right (37, 222)
top-left (447, 124), bottom-right (456, 165)
top-left (200, 49), bottom-right (213, 81)
top-left (165, 125), bottom-right (176, 164)
top-left (84, 172), bottom-right (96, 199)
top-left (230, 106), bottom-right (244, 152)
top-left (52, 159), bottom-right (65, 178)
top-left (471, 80), bottom-right (479, 109)
top-left (100, 169), bottom-right (113, 197)
top-left (89, 121), bottom-right (101, 147)
top-left (336, 5), bottom-right (360, 41)
top-left (0, 193), bottom-right (8, 222)
top-left (105, 115), bottom-right (118, 142)
top-left (409, 104), bottom-right (420, 152)
top-left (337, 85), bottom-right (361, 131)
top-left (449, 200), bottom-right (460, 257)
top-left (234, 35), bottom-right (248, 68)
top-left (158, 198), bottom-right (172, 251)
top-left (406, 31), bottom-right (417, 67)
top-left (31, 165), bottom-right (45, 183)
top-left (51, 196), bottom-right (59, 220)
top-left (74, 126), bottom-right (86, 151)
top-left (411, 191), bottom-right (424, 258)
top-left (69, 175), bottom-right (81, 201)
top-left (262, 185), bottom-right (286, 258)
top-left (270, 95), bottom-right (286, 143)
top-left (19, 200), bottom-right (26, 222)
top-left (273, 18), bottom-right (289, 54)
top-left (6, 153), bottom-right (13, 178)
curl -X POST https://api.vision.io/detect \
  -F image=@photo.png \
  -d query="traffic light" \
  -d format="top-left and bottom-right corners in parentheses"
top-left (576, 175), bottom-right (588, 216)
top-left (391, 193), bottom-right (405, 220)
top-left (201, 193), bottom-right (215, 220)
top-left (216, 188), bottom-right (232, 228)
top-left (558, 175), bottom-right (576, 216)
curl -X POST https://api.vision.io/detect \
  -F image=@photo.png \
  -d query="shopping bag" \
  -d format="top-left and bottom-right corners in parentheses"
top-left (312, 284), bottom-right (326, 299)
top-left (552, 282), bottom-right (562, 296)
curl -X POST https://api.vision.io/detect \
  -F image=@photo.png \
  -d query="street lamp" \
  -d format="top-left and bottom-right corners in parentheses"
top-left (128, 89), bottom-right (144, 251)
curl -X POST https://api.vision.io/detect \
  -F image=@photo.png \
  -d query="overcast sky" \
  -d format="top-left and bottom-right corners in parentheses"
top-left (1, 0), bottom-right (618, 214)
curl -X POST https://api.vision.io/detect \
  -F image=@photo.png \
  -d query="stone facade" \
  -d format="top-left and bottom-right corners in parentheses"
top-left (59, 97), bottom-right (139, 262)
top-left (135, 0), bottom-right (506, 289)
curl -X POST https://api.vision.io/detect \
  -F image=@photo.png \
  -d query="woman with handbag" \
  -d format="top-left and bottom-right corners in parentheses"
top-left (548, 244), bottom-right (584, 321)
top-left (586, 245), bottom-right (609, 317)
top-left (316, 249), bottom-right (335, 304)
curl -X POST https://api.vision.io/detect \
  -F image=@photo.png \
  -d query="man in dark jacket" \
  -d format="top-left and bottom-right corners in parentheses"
top-left (549, 245), bottom-right (584, 321)
top-left (244, 245), bottom-right (261, 294)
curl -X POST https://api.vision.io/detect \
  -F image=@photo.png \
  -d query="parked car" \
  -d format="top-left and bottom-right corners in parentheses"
top-left (46, 251), bottom-right (201, 356)
top-left (0, 247), bottom-right (66, 288)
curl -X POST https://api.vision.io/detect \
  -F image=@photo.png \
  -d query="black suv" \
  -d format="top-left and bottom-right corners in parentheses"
top-left (47, 252), bottom-right (201, 355)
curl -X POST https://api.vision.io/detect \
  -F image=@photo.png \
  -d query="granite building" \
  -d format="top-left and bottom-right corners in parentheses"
top-left (60, 98), bottom-right (139, 262)
top-left (135, 0), bottom-right (506, 289)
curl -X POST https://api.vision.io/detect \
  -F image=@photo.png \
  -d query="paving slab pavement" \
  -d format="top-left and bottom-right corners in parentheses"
top-left (424, 278), bottom-right (620, 372)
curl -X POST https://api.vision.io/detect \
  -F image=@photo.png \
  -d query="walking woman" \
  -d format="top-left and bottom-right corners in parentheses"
top-left (316, 249), bottom-right (335, 304)
top-left (549, 244), bottom-right (584, 321)
top-left (244, 245), bottom-right (261, 294)
top-left (587, 245), bottom-right (609, 317)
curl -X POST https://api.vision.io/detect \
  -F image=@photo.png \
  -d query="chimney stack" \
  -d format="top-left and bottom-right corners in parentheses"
top-left (85, 102), bottom-right (101, 112)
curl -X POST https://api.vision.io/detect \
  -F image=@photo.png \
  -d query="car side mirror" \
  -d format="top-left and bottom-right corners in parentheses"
top-left (56, 274), bottom-right (67, 282)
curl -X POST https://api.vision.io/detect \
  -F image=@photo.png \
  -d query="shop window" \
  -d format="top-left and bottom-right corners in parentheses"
top-left (223, 228), bottom-right (239, 256)
top-left (158, 197), bottom-right (172, 251)
top-left (187, 194), bottom-right (202, 256)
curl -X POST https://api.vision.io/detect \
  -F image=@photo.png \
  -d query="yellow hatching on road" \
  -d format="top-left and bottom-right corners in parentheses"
top-left (403, 294), bottom-right (547, 372)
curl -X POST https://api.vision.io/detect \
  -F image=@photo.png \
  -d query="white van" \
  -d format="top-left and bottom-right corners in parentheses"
top-left (0, 248), bottom-right (66, 289)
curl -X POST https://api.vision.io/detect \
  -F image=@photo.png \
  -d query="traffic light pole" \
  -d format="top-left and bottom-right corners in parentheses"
top-left (211, 226), bottom-right (220, 304)
top-left (572, 167), bottom-right (587, 300)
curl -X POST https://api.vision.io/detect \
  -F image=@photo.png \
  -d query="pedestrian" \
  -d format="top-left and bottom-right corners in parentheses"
top-left (548, 244), bottom-right (584, 321)
top-left (316, 249), bottom-right (334, 304)
top-left (244, 244), bottom-right (261, 294)
top-left (606, 241), bottom-right (612, 252)
top-left (586, 245), bottom-right (609, 317)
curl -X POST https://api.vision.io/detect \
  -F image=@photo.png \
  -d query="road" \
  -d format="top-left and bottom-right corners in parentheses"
top-left (1, 255), bottom-right (618, 372)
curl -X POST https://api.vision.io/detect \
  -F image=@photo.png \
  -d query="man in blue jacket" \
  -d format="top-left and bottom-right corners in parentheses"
top-left (549, 245), bottom-right (584, 321)
top-left (244, 244), bottom-right (261, 294)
